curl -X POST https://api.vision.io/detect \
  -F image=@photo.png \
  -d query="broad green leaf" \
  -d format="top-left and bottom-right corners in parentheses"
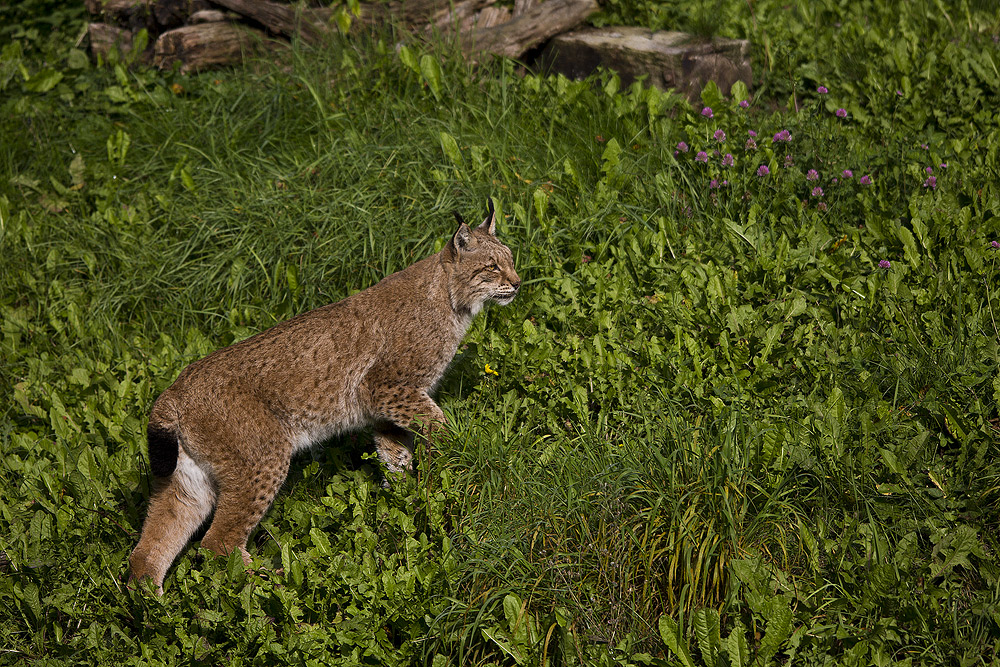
top-left (503, 593), bottom-right (523, 631)
top-left (180, 167), bottom-right (195, 192)
top-left (897, 225), bottom-right (919, 267)
top-left (69, 154), bottom-right (85, 188)
top-left (693, 608), bottom-right (721, 664)
top-left (532, 187), bottom-right (548, 222)
top-left (931, 525), bottom-right (983, 579)
top-left (601, 137), bottom-right (621, 173)
top-left (700, 79), bottom-right (723, 109)
top-left (23, 67), bottom-right (62, 93)
top-left (726, 622), bottom-right (750, 667)
top-left (731, 80), bottom-right (750, 103)
top-left (658, 616), bottom-right (695, 667)
top-left (398, 45), bottom-right (418, 73)
top-left (755, 603), bottom-right (792, 666)
top-left (439, 131), bottom-right (463, 165)
top-left (309, 527), bottom-right (332, 555)
top-left (419, 54), bottom-right (442, 99)
top-left (482, 627), bottom-right (524, 664)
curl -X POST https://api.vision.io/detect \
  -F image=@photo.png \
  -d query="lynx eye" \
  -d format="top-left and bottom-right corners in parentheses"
top-left (488, 262), bottom-right (500, 272)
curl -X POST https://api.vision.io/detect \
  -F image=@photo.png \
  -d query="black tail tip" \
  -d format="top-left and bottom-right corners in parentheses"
top-left (147, 424), bottom-right (178, 477)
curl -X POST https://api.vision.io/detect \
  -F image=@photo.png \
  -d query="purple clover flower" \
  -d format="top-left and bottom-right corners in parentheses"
top-left (896, 90), bottom-right (903, 96)
top-left (818, 202), bottom-right (828, 211)
top-left (745, 138), bottom-right (757, 150)
top-left (714, 129), bottom-right (726, 142)
top-left (695, 151), bottom-right (709, 163)
top-left (722, 153), bottom-right (734, 167)
top-left (811, 186), bottom-right (824, 197)
top-left (739, 99), bottom-right (750, 108)
top-left (842, 169), bottom-right (853, 178)
top-left (836, 108), bottom-right (847, 118)
top-left (923, 176), bottom-right (937, 189)
top-left (879, 259), bottom-right (891, 269)
top-left (860, 174), bottom-right (873, 185)
top-left (701, 107), bottom-right (714, 118)
top-left (817, 85), bottom-right (828, 94)
top-left (806, 169), bottom-right (819, 181)
top-left (925, 166), bottom-right (933, 174)
top-left (676, 141), bottom-right (689, 153)
top-left (748, 130), bottom-right (757, 137)
top-left (991, 240), bottom-right (1000, 250)
top-left (710, 179), bottom-right (719, 189)
top-left (772, 130), bottom-right (791, 142)
top-left (784, 155), bottom-right (794, 168)
top-left (757, 164), bottom-right (770, 177)
top-left (940, 163), bottom-right (947, 169)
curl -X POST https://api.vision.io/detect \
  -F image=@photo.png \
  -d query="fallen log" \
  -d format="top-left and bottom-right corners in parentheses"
top-left (153, 22), bottom-right (277, 72)
top-left (208, 0), bottom-right (332, 43)
top-left (417, 0), bottom-right (496, 34)
top-left (84, 0), bottom-right (211, 31)
top-left (460, 0), bottom-right (598, 59)
top-left (359, 0), bottom-right (494, 28)
top-left (541, 27), bottom-right (752, 101)
top-left (87, 22), bottom-right (136, 61)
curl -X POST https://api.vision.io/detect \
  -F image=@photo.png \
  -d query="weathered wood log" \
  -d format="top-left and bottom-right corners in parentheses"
top-left (460, 0), bottom-right (598, 59)
top-left (512, 0), bottom-right (538, 18)
top-left (84, 0), bottom-right (153, 33)
top-left (189, 9), bottom-right (230, 23)
top-left (87, 22), bottom-right (136, 60)
top-left (418, 0), bottom-right (496, 34)
top-left (153, 22), bottom-right (275, 72)
top-left (541, 27), bottom-right (752, 101)
top-left (151, 0), bottom-right (191, 30)
top-left (84, 0), bottom-right (210, 30)
top-left (473, 6), bottom-right (511, 30)
top-left (358, 0), bottom-right (494, 28)
top-left (208, 0), bottom-right (332, 43)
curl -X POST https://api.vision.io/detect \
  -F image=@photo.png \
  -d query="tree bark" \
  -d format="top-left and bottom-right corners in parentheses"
top-left (208, 0), bottom-right (333, 43)
top-left (459, 0), bottom-right (598, 59)
top-left (88, 22), bottom-right (135, 60)
top-left (541, 27), bottom-right (752, 102)
top-left (153, 22), bottom-right (275, 72)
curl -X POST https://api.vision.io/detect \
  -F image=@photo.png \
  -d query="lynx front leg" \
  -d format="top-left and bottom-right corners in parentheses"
top-left (372, 387), bottom-right (446, 481)
top-left (374, 423), bottom-right (415, 475)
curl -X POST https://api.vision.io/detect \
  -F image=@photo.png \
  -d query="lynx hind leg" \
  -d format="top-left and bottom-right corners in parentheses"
top-left (199, 452), bottom-right (290, 565)
top-left (130, 448), bottom-right (216, 593)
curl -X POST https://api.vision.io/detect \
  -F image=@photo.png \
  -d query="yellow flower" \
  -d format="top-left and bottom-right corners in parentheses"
top-left (484, 363), bottom-right (499, 376)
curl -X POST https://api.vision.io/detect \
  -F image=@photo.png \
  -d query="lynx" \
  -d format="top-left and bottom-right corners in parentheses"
top-left (129, 200), bottom-right (520, 591)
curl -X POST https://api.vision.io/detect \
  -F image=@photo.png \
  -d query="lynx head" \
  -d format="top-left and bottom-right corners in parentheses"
top-left (446, 199), bottom-right (520, 316)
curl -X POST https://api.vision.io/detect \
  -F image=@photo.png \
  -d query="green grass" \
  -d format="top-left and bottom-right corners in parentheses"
top-left (2, 1), bottom-right (1000, 665)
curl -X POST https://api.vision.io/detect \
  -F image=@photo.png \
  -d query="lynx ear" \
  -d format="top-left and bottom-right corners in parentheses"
top-left (451, 222), bottom-right (474, 253)
top-left (476, 198), bottom-right (496, 236)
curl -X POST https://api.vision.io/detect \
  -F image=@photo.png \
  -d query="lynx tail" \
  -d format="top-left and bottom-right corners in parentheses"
top-left (147, 423), bottom-right (179, 477)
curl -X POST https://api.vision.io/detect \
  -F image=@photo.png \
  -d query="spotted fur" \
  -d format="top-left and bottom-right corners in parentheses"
top-left (129, 201), bottom-right (520, 592)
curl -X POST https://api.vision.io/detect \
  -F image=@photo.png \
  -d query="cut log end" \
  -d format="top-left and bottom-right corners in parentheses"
top-left (153, 23), bottom-right (277, 74)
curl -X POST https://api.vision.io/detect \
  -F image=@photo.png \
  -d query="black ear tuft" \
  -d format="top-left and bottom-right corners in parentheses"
top-left (453, 210), bottom-right (466, 226)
